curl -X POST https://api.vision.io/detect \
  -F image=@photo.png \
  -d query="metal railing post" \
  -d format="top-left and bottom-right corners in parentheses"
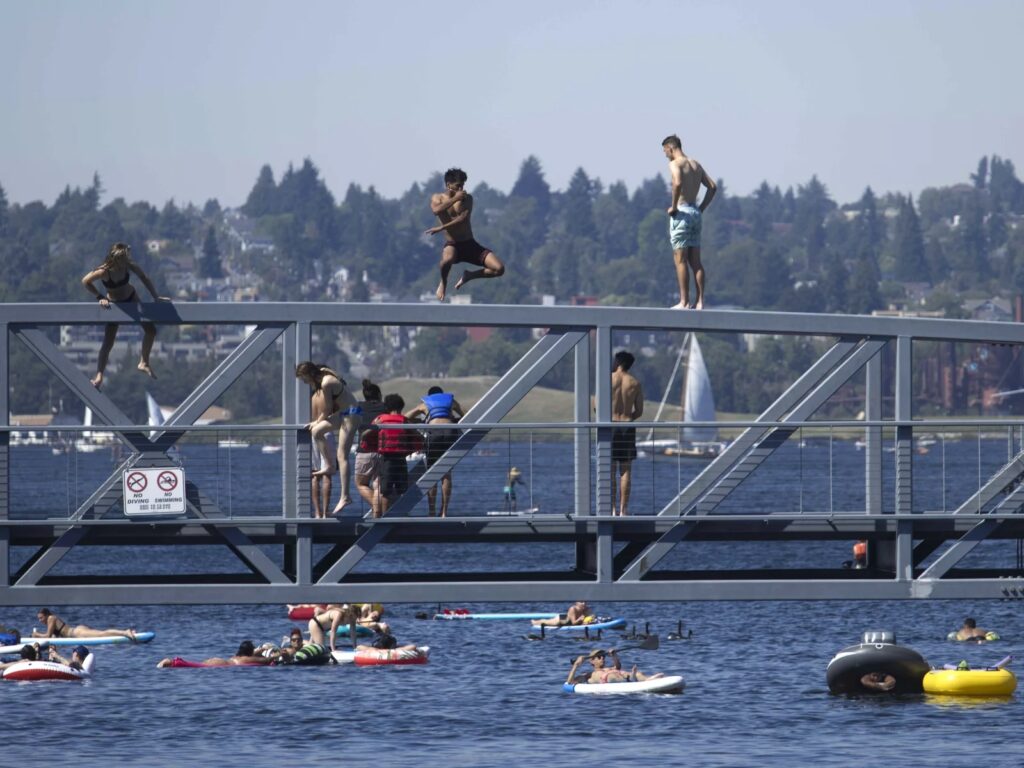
top-left (0, 322), bottom-right (8, 586)
top-left (574, 332), bottom-right (592, 516)
top-left (594, 326), bottom-right (613, 515)
top-left (895, 336), bottom-right (913, 516)
top-left (865, 352), bottom-right (882, 515)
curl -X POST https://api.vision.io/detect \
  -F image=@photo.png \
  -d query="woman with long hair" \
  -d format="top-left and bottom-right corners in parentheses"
top-left (295, 361), bottom-right (360, 512)
top-left (81, 242), bottom-right (169, 388)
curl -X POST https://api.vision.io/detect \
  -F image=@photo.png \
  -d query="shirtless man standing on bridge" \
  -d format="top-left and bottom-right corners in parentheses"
top-left (662, 135), bottom-right (717, 310)
top-left (611, 350), bottom-right (643, 516)
top-left (426, 168), bottom-right (505, 301)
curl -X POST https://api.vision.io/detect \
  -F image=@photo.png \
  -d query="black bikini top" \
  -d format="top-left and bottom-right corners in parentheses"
top-left (102, 269), bottom-right (131, 289)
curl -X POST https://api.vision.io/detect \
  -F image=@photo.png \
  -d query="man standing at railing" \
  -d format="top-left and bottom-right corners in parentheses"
top-left (612, 350), bottom-right (643, 516)
top-left (406, 386), bottom-right (465, 517)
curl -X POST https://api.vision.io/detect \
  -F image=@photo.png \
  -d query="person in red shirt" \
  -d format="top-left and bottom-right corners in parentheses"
top-left (374, 394), bottom-right (423, 515)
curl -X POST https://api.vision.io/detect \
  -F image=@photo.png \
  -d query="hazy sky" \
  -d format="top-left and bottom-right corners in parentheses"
top-left (2, 0), bottom-right (1022, 208)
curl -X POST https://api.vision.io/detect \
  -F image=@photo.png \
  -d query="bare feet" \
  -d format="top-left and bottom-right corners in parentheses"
top-left (138, 361), bottom-right (157, 379)
top-left (694, 300), bottom-right (703, 310)
top-left (454, 273), bottom-right (467, 291)
top-left (436, 281), bottom-right (447, 301)
top-left (91, 372), bottom-right (103, 389)
top-left (331, 497), bottom-right (353, 516)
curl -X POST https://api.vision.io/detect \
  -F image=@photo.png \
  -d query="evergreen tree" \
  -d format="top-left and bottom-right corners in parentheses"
top-left (958, 195), bottom-right (989, 278)
top-left (198, 225), bottom-right (223, 278)
top-left (510, 156), bottom-right (551, 219)
top-left (157, 200), bottom-right (191, 241)
top-left (821, 252), bottom-right (850, 312)
top-left (925, 238), bottom-right (948, 283)
top-left (242, 165), bottom-right (277, 218)
top-left (0, 181), bottom-right (8, 234)
top-left (202, 199), bottom-right (222, 218)
top-left (593, 181), bottom-right (634, 258)
top-left (748, 182), bottom-right (773, 241)
top-left (989, 156), bottom-right (1024, 213)
top-left (847, 259), bottom-right (882, 314)
top-left (971, 156), bottom-right (988, 189)
top-left (560, 167), bottom-right (597, 238)
top-left (793, 176), bottom-right (834, 272)
top-left (892, 194), bottom-right (928, 282)
top-left (631, 176), bottom-right (668, 221)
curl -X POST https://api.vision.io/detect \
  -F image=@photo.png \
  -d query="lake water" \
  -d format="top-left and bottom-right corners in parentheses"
top-left (3, 438), bottom-right (1024, 766)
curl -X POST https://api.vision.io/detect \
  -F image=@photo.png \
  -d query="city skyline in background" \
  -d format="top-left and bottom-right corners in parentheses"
top-left (2, 0), bottom-right (1023, 207)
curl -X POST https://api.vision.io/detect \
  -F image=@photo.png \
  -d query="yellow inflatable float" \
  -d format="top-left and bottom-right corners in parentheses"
top-left (923, 667), bottom-right (1017, 696)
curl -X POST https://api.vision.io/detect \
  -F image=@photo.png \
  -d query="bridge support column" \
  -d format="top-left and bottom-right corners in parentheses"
top-left (0, 322), bottom-right (8, 586)
top-left (574, 332), bottom-right (592, 516)
top-left (594, 326), bottom-right (613, 516)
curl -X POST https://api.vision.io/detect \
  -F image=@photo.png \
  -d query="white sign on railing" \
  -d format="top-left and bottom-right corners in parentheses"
top-left (122, 467), bottom-right (186, 517)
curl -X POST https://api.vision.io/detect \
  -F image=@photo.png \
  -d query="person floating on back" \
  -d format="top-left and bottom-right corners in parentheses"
top-left (426, 167), bottom-right (505, 301)
top-left (662, 135), bottom-right (716, 310)
top-left (81, 242), bottom-right (170, 388)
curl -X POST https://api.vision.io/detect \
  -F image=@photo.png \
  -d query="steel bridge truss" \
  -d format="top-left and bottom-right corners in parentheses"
top-left (2, 302), bottom-right (1024, 604)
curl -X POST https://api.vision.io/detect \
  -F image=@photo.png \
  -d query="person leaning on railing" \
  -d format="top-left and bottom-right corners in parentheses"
top-left (373, 394), bottom-right (423, 516)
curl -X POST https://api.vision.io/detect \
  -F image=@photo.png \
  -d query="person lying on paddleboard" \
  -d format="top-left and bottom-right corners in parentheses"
top-left (566, 648), bottom-right (665, 685)
top-left (33, 608), bottom-right (136, 641)
top-left (532, 601), bottom-right (594, 627)
top-left (156, 640), bottom-right (272, 668)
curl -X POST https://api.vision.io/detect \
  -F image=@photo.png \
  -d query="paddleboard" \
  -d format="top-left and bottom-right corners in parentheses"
top-left (433, 612), bottom-right (559, 621)
top-left (0, 631), bottom-right (155, 654)
top-left (552, 618), bottom-right (627, 633)
top-left (332, 646), bottom-right (430, 666)
top-left (564, 675), bottom-right (685, 695)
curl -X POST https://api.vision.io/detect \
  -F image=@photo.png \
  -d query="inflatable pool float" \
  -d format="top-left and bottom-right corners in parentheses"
top-left (162, 657), bottom-right (265, 668)
top-left (287, 606), bottom-right (326, 621)
top-left (0, 631), bottom-right (155, 654)
top-left (564, 675), bottom-right (685, 695)
top-left (2, 658), bottom-right (92, 682)
top-left (826, 630), bottom-right (930, 694)
top-left (946, 631), bottom-right (1001, 643)
top-left (434, 612), bottom-right (559, 621)
top-left (0, 632), bottom-right (19, 645)
top-left (552, 618), bottom-right (627, 633)
top-left (923, 668), bottom-right (1016, 696)
top-left (333, 624), bottom-right (374, 638)
top-left (331, 646), bottom-right (430, 666)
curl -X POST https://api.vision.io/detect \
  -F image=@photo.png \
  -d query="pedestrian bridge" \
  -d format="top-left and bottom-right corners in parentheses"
top-left (2, 301), bottom-right (1024, 605)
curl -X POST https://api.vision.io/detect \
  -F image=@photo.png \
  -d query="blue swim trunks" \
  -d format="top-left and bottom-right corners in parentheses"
top-left (669, 204), bottom-right (702, 249)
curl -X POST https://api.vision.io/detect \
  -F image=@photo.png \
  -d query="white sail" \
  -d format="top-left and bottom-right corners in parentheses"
top-left (146, 391), bottom-right (165, 440)
top-left (682, 335), bottom-right (717, 443)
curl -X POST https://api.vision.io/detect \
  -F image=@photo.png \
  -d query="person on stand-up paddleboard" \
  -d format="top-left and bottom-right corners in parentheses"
top-left (566, 648), bottom-right (665, 685)
top-left (532, 601), bottom-right (594, 628)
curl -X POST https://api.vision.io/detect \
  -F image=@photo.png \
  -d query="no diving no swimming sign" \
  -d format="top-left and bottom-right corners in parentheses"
top-left (123, 467), bottom-right (186, 517)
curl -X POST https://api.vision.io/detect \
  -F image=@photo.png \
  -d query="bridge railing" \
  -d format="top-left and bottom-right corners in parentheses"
top-left (3, 418), bottom-right (1024, 521)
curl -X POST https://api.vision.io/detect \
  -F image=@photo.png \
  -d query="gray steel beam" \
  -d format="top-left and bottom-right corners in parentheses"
top-left (204, 525), bottom-right (290, 584)
top-left (894, 337), bottom-right (913, 515)
top-left (917, 518), bottom-right (1002, 580)
top-left (953, 450), bottom-right (1024, 515)
top-left (14, 525), bottom-right (89, 586)
top-left (11, 301), bottom-right (1024, 344)
top-left (15, 327), bottom-right (152, 451)
top-left (388, 330), bottom-right (586, 515)
top-left (574, 332), bottom-right (592, 516)
top-left (594, 326), bottom-right (613, 516)
top-left (865, 353), bottom-right (882, 514)
top-left (895, 519), bottom-right (913, 581)
top-left (656, 340), bottom-right (858, 517)
top-left (596, 521), bottom-right (613, 583)
top-left (2, 577), bottom-right (1023, 605)
top-left (316, 524), bottom-right (391, 583)
top-left (619, 340), bottom-right (884, 581)
top-left (1, 323), bottom-right (8, 586)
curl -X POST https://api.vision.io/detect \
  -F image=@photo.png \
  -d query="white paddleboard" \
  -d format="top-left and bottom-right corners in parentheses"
top-left (564, 674), bottom-right (685, 695)
top-left (0, 631), bottom-right (154, 654)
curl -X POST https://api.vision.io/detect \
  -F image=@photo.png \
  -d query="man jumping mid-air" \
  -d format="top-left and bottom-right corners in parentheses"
top-left (427, 168), bottom-right (505, 301)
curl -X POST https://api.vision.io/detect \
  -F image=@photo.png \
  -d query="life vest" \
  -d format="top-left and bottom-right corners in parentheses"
top-left (375, 413), bottom-right (419, 455)
top-left (422, 393), bottom-right (455, 421)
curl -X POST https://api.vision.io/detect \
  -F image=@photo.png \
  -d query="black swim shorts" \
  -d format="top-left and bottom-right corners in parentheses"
top-left (611, 426), bottom-right (637, 462)
top-left (444, 239), bottom-right (491, 267)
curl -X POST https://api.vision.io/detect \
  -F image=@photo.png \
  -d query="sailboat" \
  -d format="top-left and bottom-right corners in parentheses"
top-left (52, 406), bottom-right (113, 455)
top-left (146, 392), bottom-right (182, 462)
top-left (637, 333), bottom-right (724, 459)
